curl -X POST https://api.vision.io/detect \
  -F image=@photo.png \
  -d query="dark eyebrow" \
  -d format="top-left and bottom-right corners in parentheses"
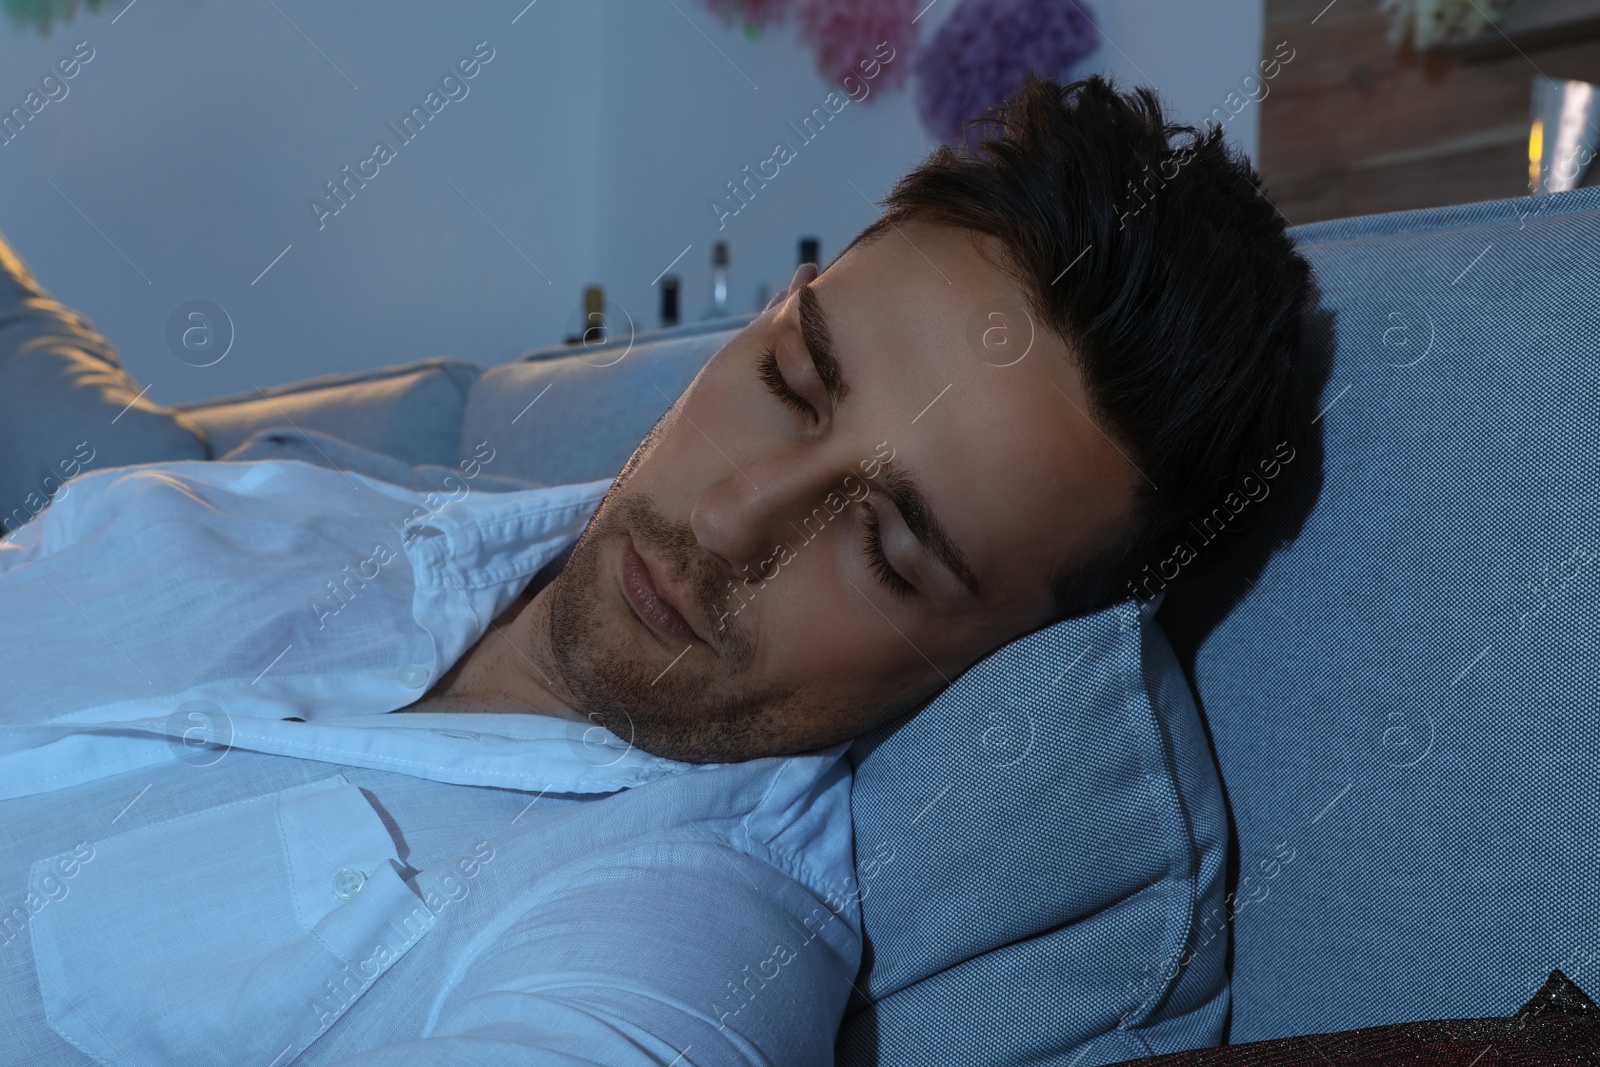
top-left (796, 282), bottom-right (849, 408)
top-left (876, 463), bottom-right (982, 600)
top-left (793, 282), bottom-right (976, 598)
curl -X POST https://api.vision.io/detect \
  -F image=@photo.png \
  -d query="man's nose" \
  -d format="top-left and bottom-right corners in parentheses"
top-left (688, 454), bottom-right (845, 575)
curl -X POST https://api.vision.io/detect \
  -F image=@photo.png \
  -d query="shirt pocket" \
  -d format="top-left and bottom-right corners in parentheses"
top-left (29, 773), bottom-right (439, 1067)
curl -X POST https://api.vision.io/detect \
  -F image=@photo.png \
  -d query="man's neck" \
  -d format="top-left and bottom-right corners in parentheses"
top-left (401, 551), bottom-right (586, 722)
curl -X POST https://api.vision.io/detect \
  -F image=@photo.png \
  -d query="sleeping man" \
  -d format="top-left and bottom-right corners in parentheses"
top-left (0, 74), bottom-right (1313, 1066)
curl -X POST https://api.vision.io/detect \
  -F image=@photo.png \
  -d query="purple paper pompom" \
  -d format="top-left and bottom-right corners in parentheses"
top-left (914, 0), bottom-right (1100, 146)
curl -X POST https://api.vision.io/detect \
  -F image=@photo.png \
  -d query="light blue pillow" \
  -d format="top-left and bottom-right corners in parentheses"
top-left (838, 594), bottom-right (1229, 1066)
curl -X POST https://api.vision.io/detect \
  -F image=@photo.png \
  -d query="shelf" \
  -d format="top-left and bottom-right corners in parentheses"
top-left (1435, 0), bottom-right (1600, 61)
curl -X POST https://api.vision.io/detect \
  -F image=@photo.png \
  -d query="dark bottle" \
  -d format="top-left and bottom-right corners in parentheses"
top-left (564, 285), bottom-right (605, 345)
top-left (798, 236), bottom-right (819, 268)
top-left (660, 276), bottom-right (680, 328)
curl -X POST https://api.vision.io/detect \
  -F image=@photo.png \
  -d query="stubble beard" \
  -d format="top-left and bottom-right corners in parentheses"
top-left (544, 484), bottom-right (801, 764)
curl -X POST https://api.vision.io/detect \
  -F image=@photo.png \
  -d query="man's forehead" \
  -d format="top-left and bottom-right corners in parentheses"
top-left (835, 220), bottom-right (1014, 295)
top-left (821, 224), bottom-right (1031, 377)
top-left (807, 234), bottom-right (1123, 599)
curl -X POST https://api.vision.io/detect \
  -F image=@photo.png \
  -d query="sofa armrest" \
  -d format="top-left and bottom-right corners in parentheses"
top-left (0, 231), bottom-right (208, 534)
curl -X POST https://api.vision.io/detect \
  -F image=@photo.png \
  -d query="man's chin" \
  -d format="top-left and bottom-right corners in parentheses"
top-left (550, 643), bottom-right (794, 765)
top-left (544, 488), bottom-right (795, 763)
top-left (595, 715), bottom-right (776, 766)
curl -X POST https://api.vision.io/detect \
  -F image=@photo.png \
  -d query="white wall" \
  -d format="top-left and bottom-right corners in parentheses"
top-left (592, 0), bottom-right (1268, 342)
top-left (0, 0), bottom-right (1262, 406)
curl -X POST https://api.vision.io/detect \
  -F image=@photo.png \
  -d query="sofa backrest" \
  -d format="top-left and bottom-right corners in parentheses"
top-left (1159, 184), bottom-right (1600, 1040)
top-left (178, 356), bottom-right (482, 468)
top-left (458, 317), bottom-right (752, 486)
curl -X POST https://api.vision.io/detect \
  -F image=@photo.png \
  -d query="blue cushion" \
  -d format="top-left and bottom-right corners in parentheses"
top-left (1160, 184), bottom-right (1600, 1040)
top-left (838, 595), bottom-right (1229, 1066)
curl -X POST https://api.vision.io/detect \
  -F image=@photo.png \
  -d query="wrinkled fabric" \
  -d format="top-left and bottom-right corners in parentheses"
top-left (0, 458), bottom-right (860, 1066)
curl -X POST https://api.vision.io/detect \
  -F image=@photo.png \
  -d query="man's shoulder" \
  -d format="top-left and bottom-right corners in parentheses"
top-left (627, 741), bottom-right (858, 918)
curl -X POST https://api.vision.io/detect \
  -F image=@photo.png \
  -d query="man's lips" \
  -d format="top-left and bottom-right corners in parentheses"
top-left (620, 537), bottom-right (704, 647)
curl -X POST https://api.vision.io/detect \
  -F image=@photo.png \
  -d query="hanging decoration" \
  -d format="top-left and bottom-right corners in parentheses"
top-left (793, 0), bottom-right (918, 89)
top-left (702, 0), bottom-right (793, 41)
top-left (912, 0), bottom-right (1101, 148)
top-left (1377, 0), bottom-right (1512, 52)
top-left (700, 0), bottom-right (917, 93)
top-left (3, 0), bottom-right (111, 34)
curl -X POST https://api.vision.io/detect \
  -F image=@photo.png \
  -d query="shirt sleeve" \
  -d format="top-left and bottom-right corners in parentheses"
top-left (323, 836), bottom-right (862, 1067)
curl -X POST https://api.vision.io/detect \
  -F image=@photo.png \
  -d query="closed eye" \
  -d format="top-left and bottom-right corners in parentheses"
top-left (861, 503), bottom-right (916, 599)
top-left (756, 345), bottom-right (817, 421)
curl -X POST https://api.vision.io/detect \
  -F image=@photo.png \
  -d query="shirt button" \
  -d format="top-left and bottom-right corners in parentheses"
top-left (397, 666), bottom-right (430, 689)
top-left (332, 868), bottom-right (367, 900)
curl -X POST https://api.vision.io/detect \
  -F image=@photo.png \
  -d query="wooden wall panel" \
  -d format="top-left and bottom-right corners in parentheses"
top-left (1259, 0), bottom-right (1600, 225)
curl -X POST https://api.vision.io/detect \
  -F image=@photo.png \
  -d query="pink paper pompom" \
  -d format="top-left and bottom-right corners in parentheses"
top-left (793, 0), bottom-right (920, 90)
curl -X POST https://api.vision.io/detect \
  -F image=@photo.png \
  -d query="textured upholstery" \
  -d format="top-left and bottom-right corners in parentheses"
top-left (457, 318), bottom-right (754, 487)
top-left (837, 596), bottom-right (1230, 1066)
top-left (218, 427), bottom-right (543, 495)
top-left (1160, 184), bottom-right (1600, 1041)
top-left (0, 232), bottom-right (208, 534)
top-left (177, 357), bottom-right (481, 469)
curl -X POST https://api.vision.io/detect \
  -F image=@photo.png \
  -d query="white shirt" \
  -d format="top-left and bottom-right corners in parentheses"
top-left (0, 459), bottom-right (860, 1066)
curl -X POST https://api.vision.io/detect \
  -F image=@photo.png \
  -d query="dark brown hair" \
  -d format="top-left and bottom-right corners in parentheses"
top-left (843, 72), bottom-right (1315, 619)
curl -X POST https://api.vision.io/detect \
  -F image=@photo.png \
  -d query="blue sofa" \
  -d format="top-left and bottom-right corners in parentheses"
top-left (2, 182), bottom-right (1596, 1063)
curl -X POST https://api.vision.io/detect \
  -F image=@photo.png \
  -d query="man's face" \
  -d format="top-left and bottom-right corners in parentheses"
top-left (542, 220), bottom-right (1137, 763)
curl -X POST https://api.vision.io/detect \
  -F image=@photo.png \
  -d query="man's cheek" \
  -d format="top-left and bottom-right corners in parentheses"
top-left (627, 382), bottom-right (724, 483)
top-left (783, 580), bottom-right (905, 678)
top-left (677, 363), bottom-right (763, 455)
